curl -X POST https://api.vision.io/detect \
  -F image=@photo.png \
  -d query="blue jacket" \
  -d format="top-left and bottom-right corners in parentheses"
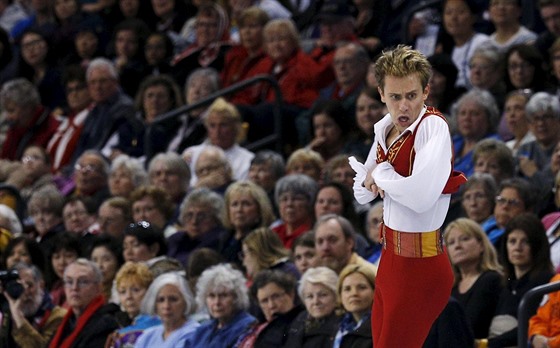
top-left (185, 310), bottom-right (256, 348)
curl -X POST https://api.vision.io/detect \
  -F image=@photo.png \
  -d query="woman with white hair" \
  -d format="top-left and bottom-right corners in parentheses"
top-left (284, 267), bottom-right (340, 347)
top-left (134, 272), bottom-right (199, 347)
top-left (185, 263), bottom-right (257, 347)
top-left (109, 154), bottom-right (148, 199)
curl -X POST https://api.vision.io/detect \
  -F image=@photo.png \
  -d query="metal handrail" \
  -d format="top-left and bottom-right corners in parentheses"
top-left (145, 74), bottom-right (284, 159)
top-left (518, 280), bottom-right (560, 346)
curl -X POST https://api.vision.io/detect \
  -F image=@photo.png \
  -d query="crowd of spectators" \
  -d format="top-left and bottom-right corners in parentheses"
top-left (3, 0), bottom-right (560, 347)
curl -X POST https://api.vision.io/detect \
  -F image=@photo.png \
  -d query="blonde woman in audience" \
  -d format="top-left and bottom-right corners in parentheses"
top-left (444, 218), bottom-right (503, 339)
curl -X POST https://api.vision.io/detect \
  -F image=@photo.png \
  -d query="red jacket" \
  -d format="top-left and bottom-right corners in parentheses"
top-left (251, 49), bottom-right (322, 109)
top-left (0, 106), bottom-right (59, 160)
top-left (221, 45), bottom-right (268, 105)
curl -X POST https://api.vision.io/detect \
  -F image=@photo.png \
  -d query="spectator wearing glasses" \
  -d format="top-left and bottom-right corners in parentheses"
top-left (166, 188), bottom-right (226, 266)
top-left (517, 92), bottom-right (560, 212)
top-left (482, 178), bottom-right (535, 247)
top-left (237, 270), bottom-right (303, 348)
top-left (70, 150), bottom-right (110, 211)
top-left (48, 259), bottom-right (120, 348)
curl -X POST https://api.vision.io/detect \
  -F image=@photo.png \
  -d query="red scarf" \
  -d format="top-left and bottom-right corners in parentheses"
top-left (49, 295), bottom-right (105, 348)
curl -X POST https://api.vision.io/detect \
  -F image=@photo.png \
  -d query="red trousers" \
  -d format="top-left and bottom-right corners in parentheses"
top-left (372, 228), bottom-right (453, 348)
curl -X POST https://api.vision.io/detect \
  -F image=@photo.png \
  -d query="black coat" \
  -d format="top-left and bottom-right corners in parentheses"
top-left (254, 305), bottom-right (304, 348)
top-left (283, 311), bottom-right (340, 348)
top-left (339, 315), bottom-right (373, 348)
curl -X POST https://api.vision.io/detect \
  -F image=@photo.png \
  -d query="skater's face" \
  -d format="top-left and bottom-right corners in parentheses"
top-left (379, 74), bottom-right (429, 133)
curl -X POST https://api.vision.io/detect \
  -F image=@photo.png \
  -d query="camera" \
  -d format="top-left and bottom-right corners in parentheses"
top-left (0, 270), bottom-right (23, 299)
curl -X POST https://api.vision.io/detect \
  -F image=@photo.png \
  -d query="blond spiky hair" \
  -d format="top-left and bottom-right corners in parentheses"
top-left (374, 45), bottom-right (432, 92)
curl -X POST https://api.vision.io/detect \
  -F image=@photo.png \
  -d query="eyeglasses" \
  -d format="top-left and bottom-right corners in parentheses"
top-left (63, 278), bottom-right (95, 289)
top-left (183, 211), bottom-right (211, 223)
top-left (74, 163), bottom-right (101, 174)
top-left (21, 39), bottom-right (45, 51)
top-left (529, 113), bottom-right (556, 123)
top-left (22, 155), bottom-right (43, 164)
top-left (495, 196), bottom-right (522, 207)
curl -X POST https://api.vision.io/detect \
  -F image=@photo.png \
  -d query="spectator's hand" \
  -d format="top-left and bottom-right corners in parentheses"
top-left (308, 136), bottom-right (326, 152)
top-left (532, 335), bottom-right (550, 348)
top-left (519, 156), bottom-right (538, 177)
top-left (196, 170), bottom-right (228, 189)
top-left (182, 149), bottom-right (194, 165)
top-left (4, 291), bottom-right (25, 328)
top-left (408, 16), bottom-right (427, 40)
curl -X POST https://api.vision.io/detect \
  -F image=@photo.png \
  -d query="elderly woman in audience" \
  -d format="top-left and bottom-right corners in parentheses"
top-left (478, 213), bottom-right (554, 348)
top-left (241, 227), bottom-right (299, 284)
top-left (183, 97), bottom-right (254, 186)
top-left (461, 173), bottom-right (498, 225)
top-left (8, 145), bottom-right (56, 202)
top-left (97, 197), bottom-right (133, 239)
top-left (468, 45), bottom-right (506, 110)
top-left (452, 88), bottom-right (500, 177)
top-left (333, 264), bottom-right (375, 347)
top-left (220, 180), bottom-right (276, 264)
top-left (472, 138), bottom-right (515, 186)
top-left (517, 92), bottom-right (560, 207)
top-left (62, 196), bottom-right (99, 252)
top-left (106, 262), bottom-right (159, 348)
top-left (148, 152), bottom-right (191, 206)
top-left (90, 235), bottom-right (124, 302)
top-left (503, 89), bottom-right (534, 155)
top-left (444, 218), bottom-right (503, 339)
top-left (272, 174), bottom-right (318, 248)
top-left (365, 202), bottom-right (383, 266)
top-left (135, 272), bottom-right (200, 347)
top-left (285, 267), bottom-right (340, 347)
top-left (238, 270), bottom-right (303, 347)
top-left (27, 185), bottom-right (65, 254)
top-left (167, 188), bottom-right (226, 266)
top-left (192, 145), bottom-right (234, 193)
top-left (130, 185), bottom-right (176, 238)
top-left (186, 264), bottom-right (257, 347)
top-left (285, 148), bottom-right (324, 182)
top-left (122, 221), bottom-right (167, 265)
top-left (109, 154), bottom-right (148, 199)
top-left (292, 231), bottom-right (318, 275)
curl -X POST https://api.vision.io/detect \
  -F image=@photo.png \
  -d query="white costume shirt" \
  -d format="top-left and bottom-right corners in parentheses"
top-left (357, 107), bottom-right (453, 233)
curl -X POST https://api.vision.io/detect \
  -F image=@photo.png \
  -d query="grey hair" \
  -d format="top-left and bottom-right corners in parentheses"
top-left (297, 266), bottom-right (338, 301)
top-left (0, 78), bottom-right (40, 108)
top-left (185, 67), bottom-right (221, 94)
top-left (337, 42), bottom-right (369, 64)
top-left (86, 57), bottom-right (118, 81)
top-left (148, 152), bottom-right (191, 192)
top-left (195, 145), bottom-right (232, 177)
top-left (27, 186), bottom-right (65, 217)
top-left (525, 92), bottom-right (560, 120)
top-left (251, 150), bottom-right (285, 180)
top-left (274, 174), bottom-right (319, 207)
top-left (195, 263), bottom-right (250, 314)
top-left (78, 150), bottom-right (110, 177)
top-left (13, 262), bottom-right (43, 282)
top-left (179, 187), bottom-right (225, 226)
top-left (111, 154), bottom-right (148, 187)
top-left (452, 88), bottom-right (500, 133)
top-left (470, 44), bottom-right (503, 66)
top-left (462, 172), bottom-right (497, 198)
top-left (65, 258), bottom-right (103, 284)
top-left (140, 272), bottom-right (194, 317)
top-left (0, 204), bottom-right (22, 235)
